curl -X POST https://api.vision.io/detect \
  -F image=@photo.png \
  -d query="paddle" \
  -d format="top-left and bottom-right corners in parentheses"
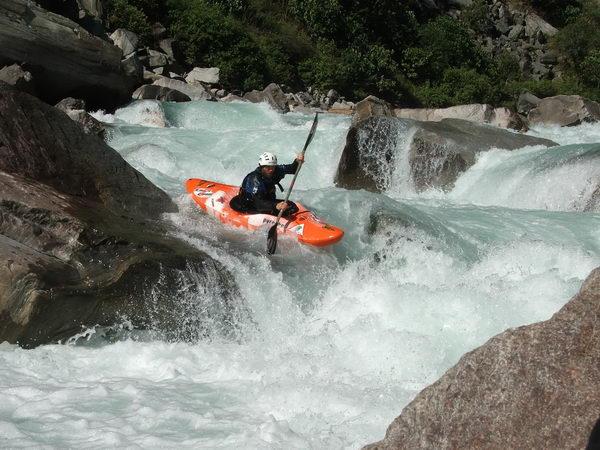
top-left (267, 112), bottom-right (319, 255)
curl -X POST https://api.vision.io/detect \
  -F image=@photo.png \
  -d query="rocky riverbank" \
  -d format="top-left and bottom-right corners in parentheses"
top-left (364, 266), bottom-right (600, 450)
top-left (0, 83), bottom-right (249, 347)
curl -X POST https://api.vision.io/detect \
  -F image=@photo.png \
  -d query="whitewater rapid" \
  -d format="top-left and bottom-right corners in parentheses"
top-left (1, 100), bottom-right (599, 448)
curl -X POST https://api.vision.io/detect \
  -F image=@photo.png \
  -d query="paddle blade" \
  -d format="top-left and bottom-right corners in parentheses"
top-left (267, 224), bottom-right (278, 255)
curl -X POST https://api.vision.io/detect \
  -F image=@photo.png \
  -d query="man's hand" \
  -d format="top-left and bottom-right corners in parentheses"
top-left (296, 153), bottom-right (305, 163)
top-left (276, 201), bottom-right (289, 211)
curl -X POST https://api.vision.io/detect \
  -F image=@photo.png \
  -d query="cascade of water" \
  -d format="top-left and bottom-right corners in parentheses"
top-left (3, 101), bottom-right (599, 449)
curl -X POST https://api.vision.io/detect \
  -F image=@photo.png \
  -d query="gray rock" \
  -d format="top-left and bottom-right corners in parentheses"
top-left (0, 0), bottom-right (134, 109)
top-left (55, 97), bottom-right (105, 137)
top-left (220, 93), bottom-right (245, 102)
top-left (528, 95), bottom-right (600, 127)
top-left (185, 67), bottom-right (220, 85)
top-left (353, 95), bottom-right (393, 123)
top-left (508, 24), bottom-right (524, 40)
top-left (364, 266), bottom-right (600, 450)
top-left (121, 52), bottom-right (143, 82)
top-left (391, 104), bottom-right (527, 131)
top-left (147, 49), bottom-right (169, 68)
top-left (327, 89), bottom-right (340, 104)
top-left (0, 83), bottom-right (248, 347)
top-left (585, 183), bottom-right (600, 212)
top-left (158, 38), bottom-right (176, 61)
top-left (335, 116), bottom-right (556, 193)
top-left (517, 91), bottom-right (541, 115)
top-left (243, 83), bottom-right (289, 113)
top-left (143, 69), bottom-right (162, 83)
top-left (110, 28), bottom-right (139, 57)
top-left (0, 64), bottom-right (35, 95)
top-left (152, 76), bottom-right (215, 101)
top-left (78, 0), bottom-right (103, 19)
top-left (132, 84), bottom-right (191, 102)
top-left (525, 12), bottom-right (558, 38)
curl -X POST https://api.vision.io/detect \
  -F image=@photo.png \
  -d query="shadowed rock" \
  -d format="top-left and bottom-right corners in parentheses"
top-left (364, 266), bottom-right (600, 450)
top-left (0, 83), bottom-right (248, 347)
top-left (0, 0), bottom-right (135, 109)
top-left (132, 84), bottom-right (191, 102)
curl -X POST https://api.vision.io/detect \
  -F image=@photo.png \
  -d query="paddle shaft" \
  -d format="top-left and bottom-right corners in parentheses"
top-left (267, 113), bottom-right (318, 254)
top-left (272, 114), bottom-right (317, 228)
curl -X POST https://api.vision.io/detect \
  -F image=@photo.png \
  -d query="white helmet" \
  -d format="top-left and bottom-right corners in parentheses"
top-left (258, 152), bottom-right (277, 166)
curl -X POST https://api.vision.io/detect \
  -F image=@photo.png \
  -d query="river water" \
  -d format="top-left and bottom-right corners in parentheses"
top-left (1, 100), bottom-right (599, 448)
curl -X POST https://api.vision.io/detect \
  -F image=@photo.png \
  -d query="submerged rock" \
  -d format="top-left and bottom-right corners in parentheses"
top-left (335, 115), bottom-right (557, 193)
top-left (0, 83), bottom-right (248, 347)
top-left (364, 266), bottom-right (600, 450)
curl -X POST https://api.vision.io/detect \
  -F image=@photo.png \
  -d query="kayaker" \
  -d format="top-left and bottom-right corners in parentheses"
top-left (230, 151), bottom-right (303, 216)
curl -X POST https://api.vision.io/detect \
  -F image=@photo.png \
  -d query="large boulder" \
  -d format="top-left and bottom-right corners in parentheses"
top-left (335, 116), bottom-right (557, 192)
top-left (0, 83), bottom-right (171, 217)
top-left (364, 266), bottom-right (600, 450)
top-left (185, 67), bottom-right (220, 85)
top-left (0, 0), bottom-right (135, 109)
top-left (36, 0), bottom-right (105, 35)
top-left (0, 83), bottom-right (248, 347)
top-left (528, 95), bottom-right (600, 127)
top-left (152, 76), bottom-right (215, 101)
top-left (394, 104), bottom-right (527, 131)
top-left (243, 83), bottom-right (290, 113)
top-left (110, 28), bottom-right (139, 57)
top-left (132, 84), bottom-right (191, 102)
top-left (354, 95), bottom-right (393, 123)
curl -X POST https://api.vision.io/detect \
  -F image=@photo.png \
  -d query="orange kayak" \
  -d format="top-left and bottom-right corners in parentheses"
top-left (185, 178), bottom-right (344, 247)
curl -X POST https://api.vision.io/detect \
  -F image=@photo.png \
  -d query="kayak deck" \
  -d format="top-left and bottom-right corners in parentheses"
top-left (185, 178), bottom-right (344, 247)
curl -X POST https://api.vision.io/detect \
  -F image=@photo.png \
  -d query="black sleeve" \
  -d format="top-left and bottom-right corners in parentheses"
top-left (278, 159), bottom-right (299, 175)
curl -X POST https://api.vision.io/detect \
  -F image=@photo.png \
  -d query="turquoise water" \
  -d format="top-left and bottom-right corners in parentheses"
top-left (1, 100), bottom-right (598, 448)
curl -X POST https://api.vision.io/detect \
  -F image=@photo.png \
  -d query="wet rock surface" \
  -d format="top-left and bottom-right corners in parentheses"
top-left (364, 266), bottom-right (600, 450)
top-left (0, 84), bottom-right (248, 347)
top-left (335, 115), bottom-right (557, 193)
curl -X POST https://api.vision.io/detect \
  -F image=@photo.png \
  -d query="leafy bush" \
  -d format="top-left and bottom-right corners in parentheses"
top-left (417, 16), bottom-right (487, 78)
top-left (106, 0), bottom-right (152, 39)
top-left (167, 0), bottom-right (267, 90)
top-left (461, 0), bottom-right (492, 34)
top-left (414, 68), bottom-right (497, 107)
top-left (580, 50), bottom-right (600, 88)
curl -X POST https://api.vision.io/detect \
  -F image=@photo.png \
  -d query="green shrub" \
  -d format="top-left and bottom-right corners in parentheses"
top-left (462, 0), bottom-right (492, 33)
top-left (167, 0), bottom-right (267, 90)
top-left (106, 0), bottom-right (152, 39)
top-left (414, 68), bottom-right (498, 107)
top-left (580, 50), bottom-right (600, 88)
top-left (553, 0), bottom-right (600, 71)
top-left (417, 16), bottom-right (487, 78)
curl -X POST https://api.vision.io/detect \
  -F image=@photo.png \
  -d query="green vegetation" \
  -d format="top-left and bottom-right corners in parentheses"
top-left (103, 0), bottom-right (600, 107)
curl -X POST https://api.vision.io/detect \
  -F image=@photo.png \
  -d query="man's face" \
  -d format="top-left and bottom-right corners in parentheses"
top-left (261, 166), bottom-right (275, 178)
